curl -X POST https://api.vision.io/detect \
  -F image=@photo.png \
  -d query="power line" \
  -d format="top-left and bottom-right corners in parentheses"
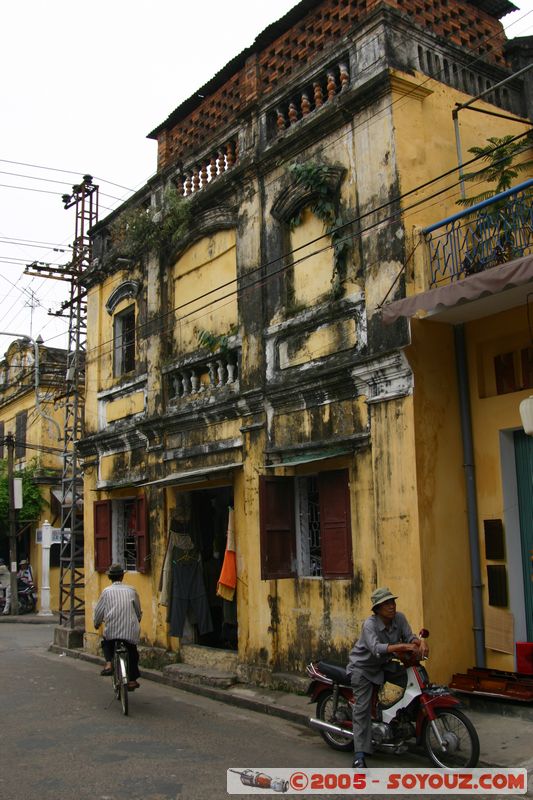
top-left (0, 158), bottom-right (136, 193)
top-left (94, 131), bottom-right (533, 351)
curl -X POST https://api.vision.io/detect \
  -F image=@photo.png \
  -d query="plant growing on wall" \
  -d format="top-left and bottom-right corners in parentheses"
top-left (110, 185), bottom-right (191, 262)
top-left (457, 133), bottom-right (533, 206)
top-left (196, 325), bottom-right (238, 355)
top-left (288, 162), bottom-right (351, 299)
top-left (456, 133), bottom-right (533, 274)
top-left (0, 458), bottom-right (49, 539)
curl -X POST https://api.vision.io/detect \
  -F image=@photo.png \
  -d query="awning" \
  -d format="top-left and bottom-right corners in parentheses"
top-left (140, 461), bottom-right (242, 489)
top-left (381, 254), bottom-right (533, 325)
top-left (265, 435), bottom-right (369, 468)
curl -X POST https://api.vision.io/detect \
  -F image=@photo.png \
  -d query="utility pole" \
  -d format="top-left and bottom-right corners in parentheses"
top-left (25, 175), bottom-right (99, 638)
top-left (6, 433), bottom-right (19, 616)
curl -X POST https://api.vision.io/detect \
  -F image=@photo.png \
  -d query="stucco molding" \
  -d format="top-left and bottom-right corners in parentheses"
top-left (105, 280), bottom-right (141, 315)
top-left (352, 351), bottom-right (413, 403)
top-left (169, 205), bottom-right (238, 262)
top-left (270, 165), bottom-right (346, 223)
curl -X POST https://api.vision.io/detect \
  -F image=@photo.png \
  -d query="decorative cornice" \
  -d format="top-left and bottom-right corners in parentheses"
top-left (352, 351), bottom-right (413, 403)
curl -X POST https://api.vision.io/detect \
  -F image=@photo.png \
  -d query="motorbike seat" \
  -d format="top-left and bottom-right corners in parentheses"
top-left (317, 661), bottom-right (351, 686)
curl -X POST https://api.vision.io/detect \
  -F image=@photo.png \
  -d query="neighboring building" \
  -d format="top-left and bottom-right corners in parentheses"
top-left (81, 0), bottom-right (532, 683)
top-left (0, 338), bottom-right (69, 611)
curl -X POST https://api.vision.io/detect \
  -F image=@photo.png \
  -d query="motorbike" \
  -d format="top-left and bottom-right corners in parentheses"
top-left (306, 631), bottom-right (480, 768)
top-left (0, 577), bottom-right (37, 614)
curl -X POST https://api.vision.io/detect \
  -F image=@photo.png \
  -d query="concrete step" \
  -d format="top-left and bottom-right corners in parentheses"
top-left (180, 643), bottom-right (238, 672)
top-left (163, 662), bottom-right (238, 689)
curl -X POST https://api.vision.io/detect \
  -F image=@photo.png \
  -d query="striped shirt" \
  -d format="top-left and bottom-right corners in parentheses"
top-left (93, 582), bottom-right (142, 644)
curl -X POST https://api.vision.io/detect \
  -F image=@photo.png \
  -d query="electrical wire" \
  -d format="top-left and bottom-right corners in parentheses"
top-left (83, 132), bottom-right (533, 362)
top-left (1, 8), bottom-right (531, 355)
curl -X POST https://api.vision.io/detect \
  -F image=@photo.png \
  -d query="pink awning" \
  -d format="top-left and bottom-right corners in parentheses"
top-left (381, 254), bottom-right (533, 325)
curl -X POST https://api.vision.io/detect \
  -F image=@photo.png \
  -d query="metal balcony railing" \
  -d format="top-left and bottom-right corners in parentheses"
top-left (423, 179), bottom-right (533, 288)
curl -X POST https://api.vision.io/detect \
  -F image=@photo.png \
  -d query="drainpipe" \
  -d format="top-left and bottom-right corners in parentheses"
top-left (454, 324), bottom-right (485, 667)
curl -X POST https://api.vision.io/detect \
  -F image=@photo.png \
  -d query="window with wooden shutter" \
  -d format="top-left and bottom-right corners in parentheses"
top-left (135, 494), bottom-right (150, 573)
top-left (0, 421), bottom-right (4, 460)
top-left (94, 500), bottom-right (112, 573)
top-left (318, 469), bottom-right (352, 579)
top-left (259, 476), bottom-right (297, 579)
top-left (15, 410), bottom-right (27, 458)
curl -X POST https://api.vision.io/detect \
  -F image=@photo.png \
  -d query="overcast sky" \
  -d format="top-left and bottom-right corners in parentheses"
top-left (1, 0), bottom-right (532, 352)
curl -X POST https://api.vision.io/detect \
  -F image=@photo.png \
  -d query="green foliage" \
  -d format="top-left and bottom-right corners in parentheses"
top-left (0, 459), bottom-right (49, 536)
top-left (110, 186), bottom-right (191, 261)
top-left (196, 325), bottom-right (238, 355)
top-left (288, 162), bottom-right (350, 299)
top-left (457, 133), bottom-right (533, 207)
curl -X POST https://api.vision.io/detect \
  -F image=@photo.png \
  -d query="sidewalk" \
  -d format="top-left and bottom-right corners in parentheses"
top-left (0, 612), bottom-right (60, 624)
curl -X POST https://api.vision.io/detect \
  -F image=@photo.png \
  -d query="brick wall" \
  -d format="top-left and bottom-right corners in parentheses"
top-left (156, 0), bottom-right (509, 172)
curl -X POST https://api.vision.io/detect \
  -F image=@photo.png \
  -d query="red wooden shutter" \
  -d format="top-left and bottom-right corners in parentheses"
top-left (259, 476), bottom-right (296, 579)
top-left (319, 469), bottom-right (352, 578)
top-left (94, 500), bottom-right (112, 573)
top-left (135, 494), bottom-right (150, 573)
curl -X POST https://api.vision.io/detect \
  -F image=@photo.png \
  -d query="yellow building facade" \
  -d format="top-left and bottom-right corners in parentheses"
top-left (0, 338), bottom-right (69, 612)
top-left (81, 0), bottom-right (532, 684)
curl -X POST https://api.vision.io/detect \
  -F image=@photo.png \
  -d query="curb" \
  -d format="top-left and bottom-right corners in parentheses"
top-left (48, 644), bottom-right (308, 727)
top-left (0, 614), bottom-right (60, 624)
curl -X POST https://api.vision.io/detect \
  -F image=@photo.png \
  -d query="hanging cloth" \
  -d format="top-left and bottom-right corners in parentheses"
top-left (216, 507), bottom-right (237, 601)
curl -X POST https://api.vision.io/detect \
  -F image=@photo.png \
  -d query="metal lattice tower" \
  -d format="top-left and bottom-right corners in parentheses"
top-left (25, 175), bottom-right (99, 628)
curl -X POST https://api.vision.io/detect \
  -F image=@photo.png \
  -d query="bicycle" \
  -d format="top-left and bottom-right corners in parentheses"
top-left (112, 640), bottom-right (130, 715)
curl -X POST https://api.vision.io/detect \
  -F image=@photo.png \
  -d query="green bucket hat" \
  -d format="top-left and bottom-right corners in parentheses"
top-left (371, 586), bottom-right (398, 609)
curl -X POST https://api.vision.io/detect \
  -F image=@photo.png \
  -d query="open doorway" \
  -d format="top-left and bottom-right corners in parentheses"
top-left (168, 484), bottom-right (236, 650)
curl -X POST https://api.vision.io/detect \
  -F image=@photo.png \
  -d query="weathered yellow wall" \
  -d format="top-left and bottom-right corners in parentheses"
top-left (290, 208), bottom-right (333, 305)
top-left (173, 230), bottom-right (237, 354)
top-left (391, 70), bottom-right (533, 234)
top-left (407, 320), bottom-right (475, 681)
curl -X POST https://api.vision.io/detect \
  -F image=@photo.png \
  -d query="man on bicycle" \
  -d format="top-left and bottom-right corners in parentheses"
top-left (93, 563), bottom-right (142, 691)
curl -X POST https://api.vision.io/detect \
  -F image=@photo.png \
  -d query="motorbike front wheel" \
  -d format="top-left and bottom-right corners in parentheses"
top-left (423, 708), bottom-right (480, 768)
top-left (316, 690), bottom-right (354, 752)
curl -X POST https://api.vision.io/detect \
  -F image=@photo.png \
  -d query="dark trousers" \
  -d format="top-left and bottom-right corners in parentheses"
top-left (102, 638), bottom-right (140, 680)
top-left (351, 664), bottom-right (407, 754)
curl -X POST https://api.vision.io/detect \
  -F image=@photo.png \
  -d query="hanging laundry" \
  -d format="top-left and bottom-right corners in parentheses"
top-left (217, 507), bottom-right (237, 601)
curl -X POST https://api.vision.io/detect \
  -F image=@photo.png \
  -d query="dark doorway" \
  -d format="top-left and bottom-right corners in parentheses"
top-left (190, 485), bottom-right (237, 650)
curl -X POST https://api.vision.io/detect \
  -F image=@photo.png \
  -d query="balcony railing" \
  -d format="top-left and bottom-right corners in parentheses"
top-left (423, 179), bottom-right (533, 288)
top-left (166, 347), bottom-right (240, 403)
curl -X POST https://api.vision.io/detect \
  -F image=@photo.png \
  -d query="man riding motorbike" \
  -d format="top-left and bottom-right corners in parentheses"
top-left (346, 587), bottom-right (429, 768)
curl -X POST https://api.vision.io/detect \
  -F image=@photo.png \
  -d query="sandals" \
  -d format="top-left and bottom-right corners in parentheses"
top-left (100, 667), bottom-right (113, 676)
top-left (127, 680), bottom-right (140, 691)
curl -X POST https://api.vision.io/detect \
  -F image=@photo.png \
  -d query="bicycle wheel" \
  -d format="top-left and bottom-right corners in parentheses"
top-left (118, 651), bottom-right (129, 716)
top-left (423, 708), bottom-right (479, 768)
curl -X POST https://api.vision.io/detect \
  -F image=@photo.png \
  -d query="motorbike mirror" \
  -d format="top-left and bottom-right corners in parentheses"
top-left (419, 628), bottom-right (429, 639)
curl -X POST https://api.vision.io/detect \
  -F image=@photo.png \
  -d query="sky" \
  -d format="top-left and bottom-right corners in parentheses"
top-left (1, 0), bottom-right (532, 353)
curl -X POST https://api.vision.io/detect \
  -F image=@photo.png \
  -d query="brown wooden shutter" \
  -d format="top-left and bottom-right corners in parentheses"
top-left (135, 494), bottom-right (150, 573)
top-left (0, 421), bottom-right (4, 460)
top-left (319, 469), bottom-right (352, 579)
top-left (259, 476), bottom-right (296, 579)
top-left (15, 410), bottom-right (27, 458)
top-left (94, 500), bottom-right (112, 573)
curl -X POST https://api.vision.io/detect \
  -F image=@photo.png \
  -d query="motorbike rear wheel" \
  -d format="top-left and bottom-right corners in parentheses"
top-left (423, 708), bottom-right (479, 768)
top-left (316, 690), bottom-right (354, 752)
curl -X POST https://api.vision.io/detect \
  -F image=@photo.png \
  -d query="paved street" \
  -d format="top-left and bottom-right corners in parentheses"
top-left (0, 624), bottom-right (355, 799)
top-left (1, 624), bottom-right (531, 800)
